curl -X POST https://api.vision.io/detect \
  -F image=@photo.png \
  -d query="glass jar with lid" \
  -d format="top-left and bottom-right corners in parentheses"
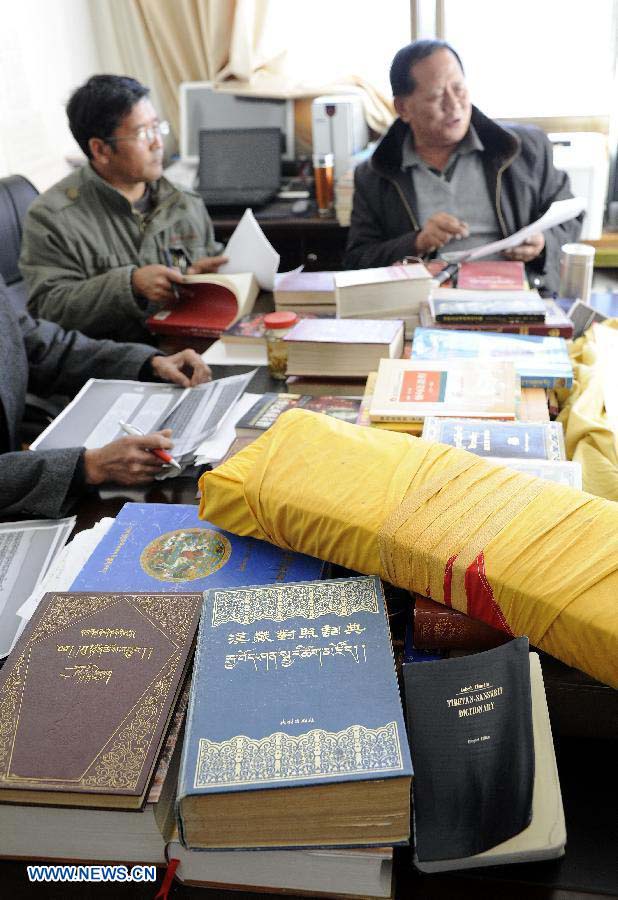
top-left (263, 311), bottom-right (298, 380)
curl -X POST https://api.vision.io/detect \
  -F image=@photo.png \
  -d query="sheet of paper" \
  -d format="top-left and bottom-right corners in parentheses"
top-left (218, 208), bottom-right (280, 290)
top-left (1, 517), bottom-right (75, 658)
top-left (194, 392), bottom-right (260, 464)
top-left (15, 518), bottom-right (114, 640)
top-left (30, 379), bottom-right (181, 452)
top-left (202, 339), bottom-right (268, 366)
top-left (441, 197), bottom-right (587, 263)
top-left (160, 371), bottom-right (256, 458)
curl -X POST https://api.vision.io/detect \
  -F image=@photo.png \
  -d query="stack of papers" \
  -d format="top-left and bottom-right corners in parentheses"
top-left (30, 372), bottom-right (256, 474)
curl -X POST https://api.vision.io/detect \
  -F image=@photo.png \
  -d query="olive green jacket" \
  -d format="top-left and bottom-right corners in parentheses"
top-left (20, 164), bottom-right (222, 343)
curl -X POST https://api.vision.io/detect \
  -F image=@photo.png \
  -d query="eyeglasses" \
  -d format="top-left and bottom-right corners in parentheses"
top-left (108, 120), bottom-right (170, 145)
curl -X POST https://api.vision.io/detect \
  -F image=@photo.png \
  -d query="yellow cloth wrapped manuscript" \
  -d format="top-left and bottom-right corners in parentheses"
top-left (199, 409), bottom-right (618, 688)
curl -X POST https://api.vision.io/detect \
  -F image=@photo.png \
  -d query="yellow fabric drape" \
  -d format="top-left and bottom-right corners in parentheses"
top-left (557, 320), bottom-right (618, 500)
top-left (199, 409), bottom-right (618, 689)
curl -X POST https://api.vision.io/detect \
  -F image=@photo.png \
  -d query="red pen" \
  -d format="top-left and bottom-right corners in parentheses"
top-left (118, 420), bottom-right (182, 470)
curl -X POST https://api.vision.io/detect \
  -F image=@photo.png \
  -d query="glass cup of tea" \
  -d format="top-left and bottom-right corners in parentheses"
top-left (313, 153), bottom-right (334, 217)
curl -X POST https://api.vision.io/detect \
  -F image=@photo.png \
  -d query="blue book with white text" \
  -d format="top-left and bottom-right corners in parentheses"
top-left (411, 327), bottom-right (573, 388)
top-left (177, 575), bottom-right (412, 850)
top-left (70, 503), bottom-right (324, 593)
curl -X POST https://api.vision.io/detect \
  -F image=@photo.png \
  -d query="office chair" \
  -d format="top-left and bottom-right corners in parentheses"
top-left (0, 175), bottom-right (67, 444)
top-left (0, 174), bottom-right (39, 311)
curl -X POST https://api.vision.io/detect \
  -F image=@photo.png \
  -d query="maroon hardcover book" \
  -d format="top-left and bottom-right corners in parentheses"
top-left (413, 594), bottom-right (510, 651)
top-left (0, 591), bottom-right (202, 809)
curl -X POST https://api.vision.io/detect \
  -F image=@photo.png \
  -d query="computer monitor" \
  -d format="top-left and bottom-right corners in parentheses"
top-left (180, 82), bottom-right (295, 162)
top-left (197, 128), bottom-right (282, 206)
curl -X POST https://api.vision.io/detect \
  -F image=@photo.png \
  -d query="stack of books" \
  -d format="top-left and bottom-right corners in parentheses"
top-left (0, 503), bottom-right (419, 898)
top-left (335, 264), bottom-right (433, 337)
top-left (421, 418), bottom-right (582, 487)
top-left (402, 637), bottom-right (566, 872)
top-left (420, 293), bottom-right (574, 338)
top-left (364, 357), bottom-right (520, 435)
top-left (235, 392), bottom-right (362, 438)
top-left (176, 576), bottom-right (412, 851)
top-left (284, 318), bottom-right (404, 378)
top-left (274, 270), bottom-right (336, 315)
top-left (334, 167), bottom-right (355, 226)
top-left (410, 327), bottom-right (573, 390)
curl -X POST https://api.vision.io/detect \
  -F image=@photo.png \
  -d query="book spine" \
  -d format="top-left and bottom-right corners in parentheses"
top-left (520, 375), bottom-right (572, 389)
top-left (413, 597), bottom-right (509, 650)
top-left (436, 315), bottom-right (546, 324)
top-left (435, 323), bottom-right (574, 338)
top-left (151, 325), bottom-right (223, 338)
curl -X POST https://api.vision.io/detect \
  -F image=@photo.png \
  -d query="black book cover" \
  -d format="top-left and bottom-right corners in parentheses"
top-left (403, 637), bottom-right (534, 862)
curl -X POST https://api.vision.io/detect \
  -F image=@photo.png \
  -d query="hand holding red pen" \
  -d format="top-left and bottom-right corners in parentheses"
top-left (83, 426), bottom-right (179, 486)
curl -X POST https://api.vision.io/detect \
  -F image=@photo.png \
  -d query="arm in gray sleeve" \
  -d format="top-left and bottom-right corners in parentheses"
top-left (0, 448), bottom-right (85, 518)
top-left (19, 310), bottom-right (156, 399)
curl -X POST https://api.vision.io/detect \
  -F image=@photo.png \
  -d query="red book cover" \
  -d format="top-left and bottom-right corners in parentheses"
top-left (413, 595), bottom-right (510, 650)
top-left (147, 283), bottom-right (238, 337)
top-left (457, 261), bottom-right (527, 291)
top-left (400, 370), bottom-right (446, 403)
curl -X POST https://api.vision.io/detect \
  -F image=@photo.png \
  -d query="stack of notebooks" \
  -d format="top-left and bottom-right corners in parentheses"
top-left (284, 318), bottom-right (404, 378)
top-left (274, 270), bottom-right (336, 315)
top-left (335, 264), bottom-right (433, 337)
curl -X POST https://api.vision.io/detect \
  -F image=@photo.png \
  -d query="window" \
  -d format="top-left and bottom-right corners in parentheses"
top-left (263, 0), bottom-right (412, 97)
top-left (442, 0), bottom-right (616, 120)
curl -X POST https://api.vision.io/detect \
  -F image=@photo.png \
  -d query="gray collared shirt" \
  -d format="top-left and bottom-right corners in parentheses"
top-left (402, 125), bottom-right (504, 256)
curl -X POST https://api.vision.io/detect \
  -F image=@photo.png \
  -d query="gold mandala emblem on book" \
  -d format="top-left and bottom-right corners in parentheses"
top-left (140, 529), bottom-right (231, 582)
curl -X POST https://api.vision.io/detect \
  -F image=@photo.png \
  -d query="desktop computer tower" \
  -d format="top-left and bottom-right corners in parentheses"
top-left (311, 95), bottom-right (369, 181)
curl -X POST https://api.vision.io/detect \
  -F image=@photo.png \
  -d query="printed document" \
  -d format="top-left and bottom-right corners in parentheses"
top-left (218, 208), bottom-right (280, 290)
top-left (442, 197), bottom-right (587, 263)
top-left (0, 517), bottom-right (75, 657)
top-left (30, 372), bottom-right (255, 467)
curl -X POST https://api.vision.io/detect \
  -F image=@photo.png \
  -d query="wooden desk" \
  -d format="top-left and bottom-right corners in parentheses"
top-left (212, 202), bottom-right (348, 271)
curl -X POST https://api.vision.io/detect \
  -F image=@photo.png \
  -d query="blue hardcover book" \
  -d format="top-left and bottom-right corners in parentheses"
top-left (411, 327), bottom-right (573, 388)
top-left (421, 418), bottom-right (566, 460)
top-left (177, 575), bottom-right (412, 850)
top-left (70, 503), bottom-right (324, 592)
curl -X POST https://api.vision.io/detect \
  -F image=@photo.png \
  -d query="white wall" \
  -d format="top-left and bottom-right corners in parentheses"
top-left (0, 0), bottom-right (101, 190)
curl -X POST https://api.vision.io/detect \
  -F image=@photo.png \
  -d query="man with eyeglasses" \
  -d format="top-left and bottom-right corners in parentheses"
top-left (344, 40), bottom-right (582, 294)
top-left (20, 75), bottom-right (227, 343)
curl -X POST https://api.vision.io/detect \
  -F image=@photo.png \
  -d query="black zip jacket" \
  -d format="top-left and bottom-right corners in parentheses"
top-left (344, 107), bottom-right (583, 293)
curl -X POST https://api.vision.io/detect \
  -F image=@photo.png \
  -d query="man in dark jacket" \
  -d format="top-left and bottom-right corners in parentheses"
top-left (344, 40), bottom-right (582, 293)
top-left (0, 284), bottom-right (211, 519)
